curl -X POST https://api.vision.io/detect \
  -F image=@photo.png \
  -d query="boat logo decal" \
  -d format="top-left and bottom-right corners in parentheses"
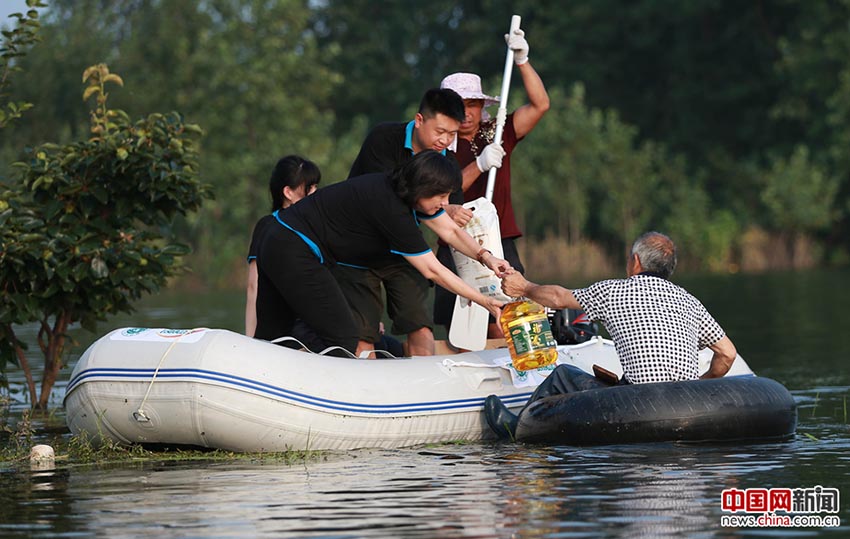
top-left (113, 327), bottom-right (208, 343)
top-left (121, 327), bottom-right (148, 337)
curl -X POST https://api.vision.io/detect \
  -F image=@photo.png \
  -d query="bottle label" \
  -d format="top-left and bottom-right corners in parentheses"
top-left (508, 316), bottom-right (556, 355)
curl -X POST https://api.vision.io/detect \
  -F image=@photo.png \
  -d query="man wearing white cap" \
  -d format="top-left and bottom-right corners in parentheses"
top-left (434, 26), bottom-right (550, 337)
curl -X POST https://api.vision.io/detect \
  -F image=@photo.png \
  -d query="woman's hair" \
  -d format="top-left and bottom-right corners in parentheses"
top-left (269, 155), bottom-right (321, 211)
top-left (631, 231), bottom-right (677, 278)
top-left (390, 150), bottom-right (461, 208)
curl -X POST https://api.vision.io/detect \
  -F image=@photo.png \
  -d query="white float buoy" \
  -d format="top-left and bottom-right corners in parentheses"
top-left (29, 444), bottom-right (55, 461)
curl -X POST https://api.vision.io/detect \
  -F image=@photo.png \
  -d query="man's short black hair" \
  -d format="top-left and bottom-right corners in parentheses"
top-left (418, 88), bottom-right (465, 123)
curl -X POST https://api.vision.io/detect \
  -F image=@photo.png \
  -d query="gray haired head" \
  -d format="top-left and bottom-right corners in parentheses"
top-left (631, 232), bottom-right (677, 278)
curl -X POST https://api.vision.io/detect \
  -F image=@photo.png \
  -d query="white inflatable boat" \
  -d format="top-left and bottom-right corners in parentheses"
top-left (64, 327), bottom-right (754, 451)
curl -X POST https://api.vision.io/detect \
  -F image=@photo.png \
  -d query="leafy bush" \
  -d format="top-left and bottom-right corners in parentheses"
top-left (0, 64), bottom-right (212, 408)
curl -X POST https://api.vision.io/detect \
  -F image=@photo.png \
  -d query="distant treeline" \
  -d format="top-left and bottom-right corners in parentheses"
top-left (2, 0), bottom-right (848, 286)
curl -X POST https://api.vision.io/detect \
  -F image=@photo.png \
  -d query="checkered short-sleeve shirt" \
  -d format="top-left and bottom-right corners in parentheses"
top-left (573, 274), bottom-right (726, 384)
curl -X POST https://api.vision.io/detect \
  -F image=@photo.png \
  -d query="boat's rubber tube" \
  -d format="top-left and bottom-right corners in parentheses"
top-left (515, 376), bottom-right (797, 445)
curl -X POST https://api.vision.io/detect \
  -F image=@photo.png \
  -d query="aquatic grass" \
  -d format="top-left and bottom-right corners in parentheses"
top-left (4, 397), bottom-right (323, 466)
top-left (0, 408), bottom-right (35, 461)
top-left (811, 391), bottom-right (820, 417)
top-left (65, 432), bottom-right (324, 465)
top-left (2, 404), bottom-right (326, 467)
top-left (66, 428), bottom-right (146, 463)
top-left (62, 411), bottom-right (326, 465)
top-left (0, 429), bottom-right (327, 467)
top-left (803, 432), bottom-right (820, 442)
top-left (418, 439), bottom-right (480, 450)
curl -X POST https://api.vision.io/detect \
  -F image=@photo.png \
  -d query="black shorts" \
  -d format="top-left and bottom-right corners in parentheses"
top-left (332, 259), bottom-right (432, 343)
top-left (433, 237), bottom-right (525, 326)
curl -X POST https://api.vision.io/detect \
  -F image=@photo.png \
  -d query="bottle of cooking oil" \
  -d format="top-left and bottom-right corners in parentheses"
top-left (500, 299), bottom-right (558, 371)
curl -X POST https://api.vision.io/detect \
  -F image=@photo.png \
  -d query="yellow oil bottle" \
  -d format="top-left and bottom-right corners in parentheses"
top-left (499, 299), bottom-right (558, 371)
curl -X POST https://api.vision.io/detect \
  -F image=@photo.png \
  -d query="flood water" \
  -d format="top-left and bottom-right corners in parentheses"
top-left (1, 268), bottom-right (849, 538)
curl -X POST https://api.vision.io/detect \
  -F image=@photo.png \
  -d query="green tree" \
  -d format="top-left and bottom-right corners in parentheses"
top-left (591, 110), bottom-right (658, 255)
top-left (655, 154), bottom-right (739, 272)
top-left (514, 85), bottom-right (602, 244)
top-left (760, 145), bottom-right (839, 263)
top-left (180, 0), bottom-right (341, 285)
top-left (0, 0), bottom-right (43, 128)
top-left (0, 0), bottom-right (43, 394)
top-left (312, 0), bottom-right (516, 131)
top-left (770, 1), bottom-right (850, 253)
top-left (515, 84), bottom-right (659, 258)
top-left (3, 0), bottom-right (848, 282)
top-left (4, 0), bottom-right (346, 286)
top-left (0, 65), bottom-right (212, 408)
top-left (2, 0), bottom-right (128, 146)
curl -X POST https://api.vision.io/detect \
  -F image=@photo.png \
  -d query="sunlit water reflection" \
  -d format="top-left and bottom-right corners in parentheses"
top-left (3, 431), bottom-right (849, 538)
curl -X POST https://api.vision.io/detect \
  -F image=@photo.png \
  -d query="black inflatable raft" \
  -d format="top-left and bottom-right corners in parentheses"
top-left (514, 374), bottom-right (797, 445)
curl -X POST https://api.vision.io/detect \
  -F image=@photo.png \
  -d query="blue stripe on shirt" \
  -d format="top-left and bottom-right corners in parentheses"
top-left (415, 208), bottom-right (445, 220)
top-left (404, 121), bottom-right (447, 155)
top-left (272, 209), bottom-right (324, 264)
top-left (391, 248), bottom-right (432, 257)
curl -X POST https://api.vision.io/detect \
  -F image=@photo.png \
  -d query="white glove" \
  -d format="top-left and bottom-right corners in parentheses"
top-left (476, 143), bottom-right (506, 172)
top-left (505, 28), bottom-right (529, 65)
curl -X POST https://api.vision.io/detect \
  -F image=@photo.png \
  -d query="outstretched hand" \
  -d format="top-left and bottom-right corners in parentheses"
top-left (484, 253), bottom-right (512, 278)
top-left (445, 204), bottom-right (473, 227)
top-left (484, 297), bottom-right (504, 320)
top-left (501, 270), bottom-right (530, 298)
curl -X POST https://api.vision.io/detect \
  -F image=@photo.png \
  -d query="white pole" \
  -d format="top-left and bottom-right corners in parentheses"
top-left (485, 14), bottom-right (521, 202)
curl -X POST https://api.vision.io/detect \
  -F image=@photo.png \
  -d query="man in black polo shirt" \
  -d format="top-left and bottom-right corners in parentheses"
top-left (344, 88), bottom-right (505, 356)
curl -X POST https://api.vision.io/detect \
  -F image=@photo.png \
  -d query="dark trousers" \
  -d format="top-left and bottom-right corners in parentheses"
top-left (255, 226), bottom-right (359, 356)
top-left (523, 364), bottom-right (630, 410)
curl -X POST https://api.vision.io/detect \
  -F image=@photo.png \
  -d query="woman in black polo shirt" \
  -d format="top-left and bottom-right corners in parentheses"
top-left (245, 155), bottom-right (320, 338)
top-left (254, 150), bottom-right (508, 355)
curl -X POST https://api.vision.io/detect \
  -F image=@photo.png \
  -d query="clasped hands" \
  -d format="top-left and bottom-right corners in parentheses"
top-left (501, 268), bottom-right (529, 299)
top-left (482, 267), bottom-right (530, 318)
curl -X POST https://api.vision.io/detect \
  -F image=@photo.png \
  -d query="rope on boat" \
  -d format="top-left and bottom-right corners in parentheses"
top-left (357, 349), bottom-right (398, 359)
top-left (271, 335), bottom-right (398, 359)
top-left (271, 335), bottom-right (310, 348)
top-left (131, 329), bottom-right (398, 424)
top-left (133, 328), bottom-right (205, 423)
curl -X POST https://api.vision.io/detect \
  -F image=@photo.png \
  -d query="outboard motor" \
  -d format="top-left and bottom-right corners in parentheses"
top-left (547, 308), bottom-right (598, 345)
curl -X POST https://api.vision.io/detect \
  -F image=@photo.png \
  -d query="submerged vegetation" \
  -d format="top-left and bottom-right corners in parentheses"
top-left (1, 419), bottom-right (325, 468)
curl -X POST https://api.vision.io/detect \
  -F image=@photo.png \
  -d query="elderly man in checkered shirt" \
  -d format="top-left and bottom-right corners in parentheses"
top-left (486, 231), bottom-right (738, 439)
